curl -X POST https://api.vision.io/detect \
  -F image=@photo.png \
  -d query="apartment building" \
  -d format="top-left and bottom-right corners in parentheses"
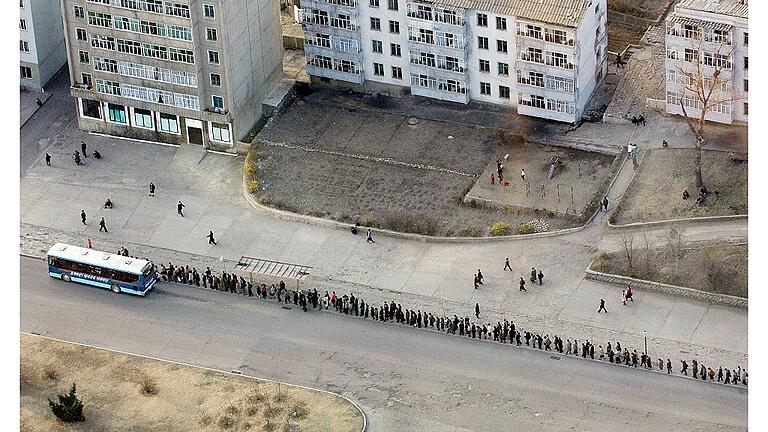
top-left (301, 0), bottom-right (607, 123)
top-left (20, 0), bottom-right (68, 91)
top-left (61, 0), bottom-right (283, 147)
top-left (665, 0), bottom-right (748, 124)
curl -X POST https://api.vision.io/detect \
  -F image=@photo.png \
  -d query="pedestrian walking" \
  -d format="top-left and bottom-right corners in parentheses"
top-left (602, 196), bottom-right (609, 212)
top-left (149, 182), bottom-right (155, 196)
top-left (87, 238), bottom-right (93, 249)
top-left (81, 141), bottom-right (88, 158)
top-left (36, 97), bottom-right (43, 107)
top-left (80, 210), bottom-right (87, 225)
top-left (490, 173), bottom-right (495, 185)
top-left (520, 168), bottom-right (526, 182)
top-left (473, 274), bottom-right (479, 289)
top-left (45, 153), bottom-right (51, 166)
top-left (73, 151), bottom-right (82, 165)
top-left (504, 257), bottom-right (512, 271)
top-left (530, 267), bottom-right (536, 283)
top-left (518, 277), bottom-right (526, 292)
top-left (476, 269), bottom-right (483, 284)
top-left (177, 201), bottom-right (185, 217)
top-left (366, 228), bottom-right (375, 243)
top-left (598, 298), bottom-right (607, 313)
top-left (207, 230), bottom-right (217, 245)
top-left (667, 359), bottom-right (672, 374)
top-left (475, 302), bottom-right (480, 318)
top-left (537, 270), bottom-right (543, 286)
top-left (99, 217), bottom-right (108, 232)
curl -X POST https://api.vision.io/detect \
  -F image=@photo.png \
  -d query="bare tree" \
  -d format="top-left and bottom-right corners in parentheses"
top-left (673, 28), bottom-right (741, 188)
top-left (620, 234), bottom-right (635, 271)
top-left (641, 232), bottom-right (653, 277)
top-left (663, 226), bottom-right (684, 270)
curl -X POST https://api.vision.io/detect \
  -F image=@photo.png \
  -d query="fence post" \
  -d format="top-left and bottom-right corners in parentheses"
top-left (570, 185), bottom-right (574, 204)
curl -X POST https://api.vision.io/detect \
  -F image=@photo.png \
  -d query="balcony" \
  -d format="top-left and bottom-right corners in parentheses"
top-left (409, 73), bottom-right (469, 104)
top-left (408, 53), bottom-right (465, 75)
top-left (405, 4), bottom-right (465, 27)
top-left (306, 54), bottom-right (364, 84)
top-left (302, 0), bottom-right (358, 8)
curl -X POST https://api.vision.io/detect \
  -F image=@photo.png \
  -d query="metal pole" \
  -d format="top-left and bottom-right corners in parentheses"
top-left (644, 330), bottom-right (648, 356)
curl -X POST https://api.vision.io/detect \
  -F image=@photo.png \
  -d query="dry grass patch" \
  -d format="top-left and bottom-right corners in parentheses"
top-left (20, 334), bottom-right (364, 432)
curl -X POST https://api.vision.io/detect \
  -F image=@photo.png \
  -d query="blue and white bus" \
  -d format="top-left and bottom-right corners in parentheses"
top-left (47, 243), bottom-right (157, 296)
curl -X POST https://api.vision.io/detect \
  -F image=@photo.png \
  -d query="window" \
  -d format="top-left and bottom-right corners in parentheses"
top-left (520, 94), bottom-right (545, 108)
top-left (20, 40), bottom-right (29, 52)
top-left (496, 17), bottom-right (506, 30)
top-left (133, 108), bottom-right (153, 128)
top-left (372, 40), bottom-right (382, 53)
top-left (73, 5), bottom-right (84, 18)
top-left (477, 13), bottom-right (487, 27)
top-left (498, 85), bottom-right (510, 98)
top-left (210, 73), bottom-right (221, 86)
top-left (370, 0), bottom-right (379, 6)
top-left (20, 0), bottom-right (23, 6)
top-left (81, 99), bottom-right (101, 118)
top-left (167, 24), bottom-right (192, 41)
top-left (208, 50), bottom-right (219, 64)
top-left (744, 56), bottom-right (748, 70)
top-left (211, 122), bottom-right (230, 142)
top-left (76, 28), bottom-right (87, 41)
top-left (389, 20), bottom-right (400, 34)
top-left (370, 17), bottom-right (380, 31)
top-left (159, 113), bottom-right (179, 133)
top-left (94, 57), bottom-right (118, 73)
top-left (744, 79), bottom-right (748, 92)
top-left (20, 66), bottom-right (32, 79)
top-left (212, 95), bottom-right (224, 109)
top-left (88, 11), bottom-right (112, 28)
top-left (743, 102), bottom-right (748, 115)
top-left (744, 32), bottom-right (748, 45)
top-left (81, 73), bottom-right (92, 86)
top-left (95, 79), bottom-right (121, 95)
top-left (165, 2), bottom-right (190, 18)
top-left (143, 43), bottom-right (168, 60)
top-left (169, 47), bottom-right (194, 64)
top-left (391, 66), bottom-right (402, 79)
top-left (497, 62), bottom-right (509, 76)
top-left (108, 104), bottom-right (127, 124)
top-left (390, 43), bottom-right (401, 56)
top-left (478, 36), bottom-right (488, 49)
top-left (666, 49), bottom-right (678, 60)
top-left (373, 62), bottom-right (384, 76)
top-left (20, 19), bottom-right (27, 30)
top-left (496, 40), bottom-right (507, 53)
top-left (93, 35), bottom-right (117, 51)
top-left (79, 50), bottom-right (89, 63)
top-left (684, 48), bottom-right (698, 63)
top-left (546, 75), bottom-right (574, 92)
top-left (479, 59), bottom-right (489, 72)
top-left (702, 52), bottom-right (731, 69)
top-left (203, 4), bottom-right (215, 18)
top-left (387, 0), bottom-right (398, 10)
top-left (546, 51), bottom-right (570, 68)
top-left (116, 38), bottom-right (141, 55)
top-left (480, 82), bottom-right (490, 95)
top-left (206, 28), bottom-right (217, 41)
top-left (517, 70), bottom-right (545, 88)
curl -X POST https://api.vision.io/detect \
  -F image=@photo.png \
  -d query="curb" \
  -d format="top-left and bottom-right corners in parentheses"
top-left (584, 261), bottom-right (748, 309)
top-left (608, 214), bottom-right (748, 229)
top-left (21, 332), bottom-right (368, 432)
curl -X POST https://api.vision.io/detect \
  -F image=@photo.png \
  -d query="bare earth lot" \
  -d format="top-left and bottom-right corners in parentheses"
top-left (612, 148), bottom-right (747, 224)
top-left (608, 0), bottom-right (671, 20)
top-left (20, 334), bottom-right (363, 432)
top-left (607, 22), bottom-right (647, 53)
top-left (254, 100), bottom-right (615, 236)
top-left (592, 243), bottom-right (747, 298)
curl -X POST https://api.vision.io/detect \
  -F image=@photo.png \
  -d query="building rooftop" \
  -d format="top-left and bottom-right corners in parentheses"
top-left (431, 0), bottom-right (593, 28)
top-left (677, 0), bottom-right (748, 19)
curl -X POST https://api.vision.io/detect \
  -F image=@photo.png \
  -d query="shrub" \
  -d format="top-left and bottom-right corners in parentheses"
top-left (596, 251), bottom-right (609, 261)
top-left (380, 213), bottom-right (439, 235)
top-left (217, 414), bottom-right (236, 429)
top-left (137, 373), bottom-right (158, 396)
top-left (489, 222), bottom-right (510, 236)
top-left (456, 227), bottom-right (483, 237)
top-left (518, 222), bottom-right (535, 234)
top-left (48, 383), bottom-right (85, 423)
top-left (359, 214), bottom-right (377, 227)
top-left (244, 143), bottom-right (261, 194)
top-left (43, 365), bottom-right (60, 382)
top-left (289, 401), bottom-right (309, 420)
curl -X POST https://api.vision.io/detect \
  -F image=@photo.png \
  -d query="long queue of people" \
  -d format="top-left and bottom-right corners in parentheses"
top-left (157, 261), bottom-right (747, 387)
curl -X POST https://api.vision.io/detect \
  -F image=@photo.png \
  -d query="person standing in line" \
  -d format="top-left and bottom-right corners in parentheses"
top-left (177, 201), bottom-right (185, 217)
top-left (518, 277), bottom-right (526, 292)
top-left (476, 269), bottom-right (483, 285)
top-left (598, 298), bottom-right (607, 313)
top-left (681, 360), bottom-right (689, 375)
top-left (717, 367), bottom-right (723, 382)
top-left (475, 302), bottom-right (480, 319)
top-left (692, 360), bottom-right (699, 378)
top-left (87, 238), bottom-right (93, 249)
top-left (530, 267), bottom-right (537, 283)
top-left (98, 217), bottom-right (108, 232)
top-left (207, 231), bottom-right (217, 245)
top-left (366, 228), bottom-right (375, 243)
top-left (81, 141), bottom-right (88, 158)
top-left (537, 270), bottom-right (544, 286)
top-left (80, 210), bottom-right (87, 225)
top-left (45, 153), bottom-right (51, 166)
top-left (474, 274), bottom-right (479, 290)
top-left (667, 359), bottom-right (672, 374)
top-left (504, 258), bottom-right (512, 271)
top-left (149, 182), bottom-right (155, 196)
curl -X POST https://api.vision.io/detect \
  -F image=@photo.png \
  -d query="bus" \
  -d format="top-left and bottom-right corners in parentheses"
top-left (46, 243), bottom-right (158, 296)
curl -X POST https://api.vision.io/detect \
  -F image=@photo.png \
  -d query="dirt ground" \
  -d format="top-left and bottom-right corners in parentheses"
top-left (254, 100), bottom-right (615, 236)
top-left (612, 148), bottom-right (748, 224)
top-left (20, 334), bottom-right (363, 432)
top-left (608, 0), bottom-right (671, 20)
top-left (607, 22), bottom-right (647, 53)
top-left (592, 243), bottom-right (747, 298)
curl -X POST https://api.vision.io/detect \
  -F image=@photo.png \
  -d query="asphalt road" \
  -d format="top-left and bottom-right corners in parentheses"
top-left (20, 256), bottom-right (746, 431)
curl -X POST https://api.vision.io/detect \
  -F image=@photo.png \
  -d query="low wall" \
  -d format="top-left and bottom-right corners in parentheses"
top-left (585, 265), bottom-right (747, 309)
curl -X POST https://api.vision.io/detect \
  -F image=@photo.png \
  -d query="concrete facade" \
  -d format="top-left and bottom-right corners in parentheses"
top-left (60, 0), bottom-right (284, 147)
top-left (20, 0), bottom-right (68, 91)
top-left (301, 0), bottom-right (608, 123)
top-left (664, 0), bottom-right (748, 124)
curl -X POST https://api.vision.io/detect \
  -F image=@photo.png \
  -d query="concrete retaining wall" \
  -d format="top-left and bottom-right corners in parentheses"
top-left (585, 266), bottom-right (747, 309)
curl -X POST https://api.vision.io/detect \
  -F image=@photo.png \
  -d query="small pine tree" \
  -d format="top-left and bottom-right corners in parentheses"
top-left (48, 383), bottom-right (85, 422)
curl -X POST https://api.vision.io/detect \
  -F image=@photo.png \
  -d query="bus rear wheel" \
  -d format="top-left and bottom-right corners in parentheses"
top-left (61, 274), bottom-right (71, 282)
top-left (111, 284), bottom-right (121, 294)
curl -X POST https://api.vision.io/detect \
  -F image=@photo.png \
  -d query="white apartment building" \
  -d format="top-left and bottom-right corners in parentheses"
top-left (301, 0), bottom-right (607, 123)
top-left (665, 0), bottom-right (748, 124)
top-left (61, 0), bottom-right (284, 147)
top-left (20, 0), bottom-right (68, 91)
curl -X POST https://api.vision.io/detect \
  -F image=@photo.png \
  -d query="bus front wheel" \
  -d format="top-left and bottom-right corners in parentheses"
top-left (111, 284), bottom-right (121, 294)
top-left (61, 274), bottom-right (71, 282)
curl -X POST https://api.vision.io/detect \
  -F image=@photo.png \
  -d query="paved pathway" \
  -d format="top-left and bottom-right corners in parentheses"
top-left (20, 80), bottom-right (748, 371)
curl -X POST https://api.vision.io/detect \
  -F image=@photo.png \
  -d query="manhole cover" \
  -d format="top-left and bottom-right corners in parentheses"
top-left (407, 117), bottom-right (419, 125)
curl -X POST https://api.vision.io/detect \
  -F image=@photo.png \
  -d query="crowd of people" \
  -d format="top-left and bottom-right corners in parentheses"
top-left (156, 260), bottom-right (747, 387)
